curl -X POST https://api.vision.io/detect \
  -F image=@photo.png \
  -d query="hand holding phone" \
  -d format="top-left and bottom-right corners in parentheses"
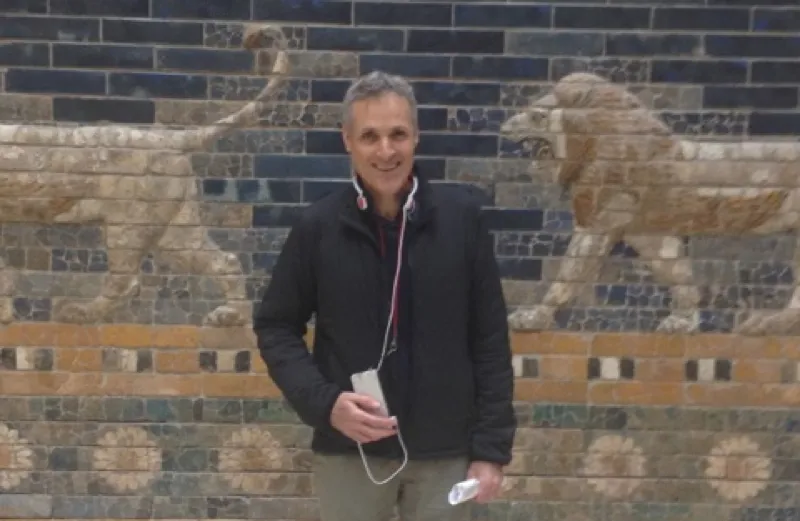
top-left (330, 391), bottom-right (397, 444)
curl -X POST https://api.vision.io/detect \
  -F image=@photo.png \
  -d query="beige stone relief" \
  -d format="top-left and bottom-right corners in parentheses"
top-left (0, 24), bottom-right (291, 328)
top-left (91, 426), bottom-right (162, 494)
top-left (0, 423), bottom-right (34, 491)
top-left (704, 435), bottom-right (772, 502)
top-left (218, 426), bottom-right (285, 494)
top-left (581, 434), bottom-right (646, 500)
top-left (501, 72), bottom-right (800, 336)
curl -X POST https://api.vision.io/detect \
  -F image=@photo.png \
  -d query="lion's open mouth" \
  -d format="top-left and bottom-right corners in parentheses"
top-left (499, 127), bottom-right (553, 158)
top-left (531, 138), bottom-right (554, 159)
top-left (507, 135), bottom-right (554, 159)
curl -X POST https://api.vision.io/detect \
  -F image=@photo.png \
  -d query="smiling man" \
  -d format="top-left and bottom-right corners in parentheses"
top-left (253, 71), bottom-right (516, 521)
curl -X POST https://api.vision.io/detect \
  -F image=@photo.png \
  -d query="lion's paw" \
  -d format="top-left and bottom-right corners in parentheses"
top-left (53, 301), bottom-right (102, 324)
top-left (735, 309), bottom-right (800, 336)
top-left (656, 312), bottom-right (700, 334)
top-left (508, 306), bottom-right (555, 331)
top-left (204, 305), bottom-right (248, 328)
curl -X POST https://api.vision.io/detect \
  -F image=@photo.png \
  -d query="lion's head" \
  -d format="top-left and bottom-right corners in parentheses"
top-left (500, 73), bottom-right (654, 148)
top-left (551, 72), bottom-right (644, 111)
top-left (500, 73), bottom-right (678, 191)
top-left (499, 98), bottom-right (564, 161)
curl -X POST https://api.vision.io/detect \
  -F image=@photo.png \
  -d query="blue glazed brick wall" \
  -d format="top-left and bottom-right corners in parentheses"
top-left (3, 0), bottom-right (800, 334)
top-left (3, 2), bottom-right (800, 521)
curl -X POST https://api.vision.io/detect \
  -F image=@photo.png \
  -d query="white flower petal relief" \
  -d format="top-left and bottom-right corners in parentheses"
top-left (0, 423), bottom-right (35, 491)
top-left (91, 426), bottom-right (161, 494)
top-left (582, 434), bottom-right (647, 500)
top-left (705, 435), bottom-right (772, 502)
top-left (219, 426), bottom-right (285, 493)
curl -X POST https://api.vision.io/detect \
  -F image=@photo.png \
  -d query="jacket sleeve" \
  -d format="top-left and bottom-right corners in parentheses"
top-left (252, 212), bottom-right (342, 430)
top-left (466, 201), bottom-right (517, 466)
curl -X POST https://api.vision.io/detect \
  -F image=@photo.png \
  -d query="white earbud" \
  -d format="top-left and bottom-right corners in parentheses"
top-left (403, 176), bottom-right (418, 214)
top-left (352, 176), bottom-right (368, 210)
top-left (352, 175), bottom-right (418, 217)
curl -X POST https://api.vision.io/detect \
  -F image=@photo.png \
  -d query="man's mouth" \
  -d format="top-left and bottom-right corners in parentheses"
top-left (373, 163), bottom-right (401, 172)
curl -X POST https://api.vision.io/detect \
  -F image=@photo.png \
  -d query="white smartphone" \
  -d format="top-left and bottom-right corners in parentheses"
top-left (351, 369), bottom-right (389, 417)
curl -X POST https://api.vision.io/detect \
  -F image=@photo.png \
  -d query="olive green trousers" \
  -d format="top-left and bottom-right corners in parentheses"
top-left (313, 453), bottom-right (472, 521)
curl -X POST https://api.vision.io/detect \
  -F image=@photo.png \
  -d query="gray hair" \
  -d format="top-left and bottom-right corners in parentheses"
top-left (342, 70), bottom-right (418, 130)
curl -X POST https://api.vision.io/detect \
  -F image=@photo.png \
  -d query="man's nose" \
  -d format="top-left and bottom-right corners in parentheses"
top-left (377, 138), bottom-right (395, 158)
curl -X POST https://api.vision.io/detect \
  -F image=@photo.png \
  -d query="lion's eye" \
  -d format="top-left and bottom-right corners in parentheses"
top-left (528, 112), bottom-right (545, 123)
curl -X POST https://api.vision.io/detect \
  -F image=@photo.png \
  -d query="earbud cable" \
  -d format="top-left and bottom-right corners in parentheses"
top-left (353, 175), bottom-right (418, 485)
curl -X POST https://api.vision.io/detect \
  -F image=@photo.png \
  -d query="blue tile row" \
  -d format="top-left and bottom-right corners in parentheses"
top-left (26, 97), bottom-right (800, 138)
top-left (661, 112), bottom-right (749, 137)
top-left (49, 0), bottom-right (150, 17)
top-left (251, 204), bottom-right (544, 232)
top-left (0, 69), bottom-right (486, 102)
top-left (52, 43), bottom-right (154, 69)
top-left (3, 68), bottom-right (210, 98)
top-left (0, 16), bottom-right (100, 42)
top-left (18, 2), bottom-right (800, 33)
top-left (302, 129), bottom-right (501, 157)
top-left (5, 48), bottom-right (800, 90)
top-left (7, 398), bottom-right (800, 430)
top-left (0, 42), bottom-right (50, 67)
top-left (103, 19), bottom-right (205, 45)
top-left (9, 64), bottom-right (800, 110)
top-left (39, 243), bottom-right (798, 290)
top-left (552, 307), bottom-right (737, 333)
top-left (2, 0), bottom-right (47, 13)
top-left (6, 11), bottom-right (800, 60)
top-left (4, 293), bottom-right (781, 332)
top-left (251, 155), bottom-right (448, 180)
top-left (152, 0), bottom-right (251, 20)
top-left (213, 130), bottom-right (305, 154)
top-left (54, 96), bottom-right (157, 123)
top-left (202, 178), bottom-right (488, 204)
top-left (703, 86), bottom-right (799, 109)
top-left (156, 48), bottom-right (254, 74)
top-left (0, 0), bottom-right (150, 16)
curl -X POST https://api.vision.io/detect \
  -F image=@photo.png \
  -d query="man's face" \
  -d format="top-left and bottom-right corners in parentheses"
top-left (342, 92), bottom-right (418, 199)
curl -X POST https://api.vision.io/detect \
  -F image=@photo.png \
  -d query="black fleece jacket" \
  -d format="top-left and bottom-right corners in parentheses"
top-left (253, 169), bottom-right (517, 465)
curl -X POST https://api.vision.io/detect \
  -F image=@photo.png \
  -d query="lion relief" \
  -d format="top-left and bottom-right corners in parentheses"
top-left (500, 72), bottom-right (800, 335)
top-left (0, 24), bottom-right (291, 328)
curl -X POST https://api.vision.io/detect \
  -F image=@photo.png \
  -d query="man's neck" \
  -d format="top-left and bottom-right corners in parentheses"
top-left (373, 196), bottom-right (401, 220)
top-left (362, 175), bottom-right (413, 221)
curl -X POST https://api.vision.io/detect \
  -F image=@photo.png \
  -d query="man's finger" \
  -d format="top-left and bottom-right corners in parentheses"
top-left (354, 410), bottom-right (397, 430)
top-left (350, 431), bottom-right (370, 444)
top-left (483, 479), bottom-right (502, 503)
top-left (347, 392), bottom-right (382, 411)
top-left (475, 477), bottom-right (498, 503)
top-left (484, 482), bottom-right (498, 502)
top-left (353, 426), bottom-right (396, 443)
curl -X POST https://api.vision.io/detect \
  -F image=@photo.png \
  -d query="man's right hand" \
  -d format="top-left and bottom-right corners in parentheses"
top-left (330, 392), bottom-right (398, 444)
